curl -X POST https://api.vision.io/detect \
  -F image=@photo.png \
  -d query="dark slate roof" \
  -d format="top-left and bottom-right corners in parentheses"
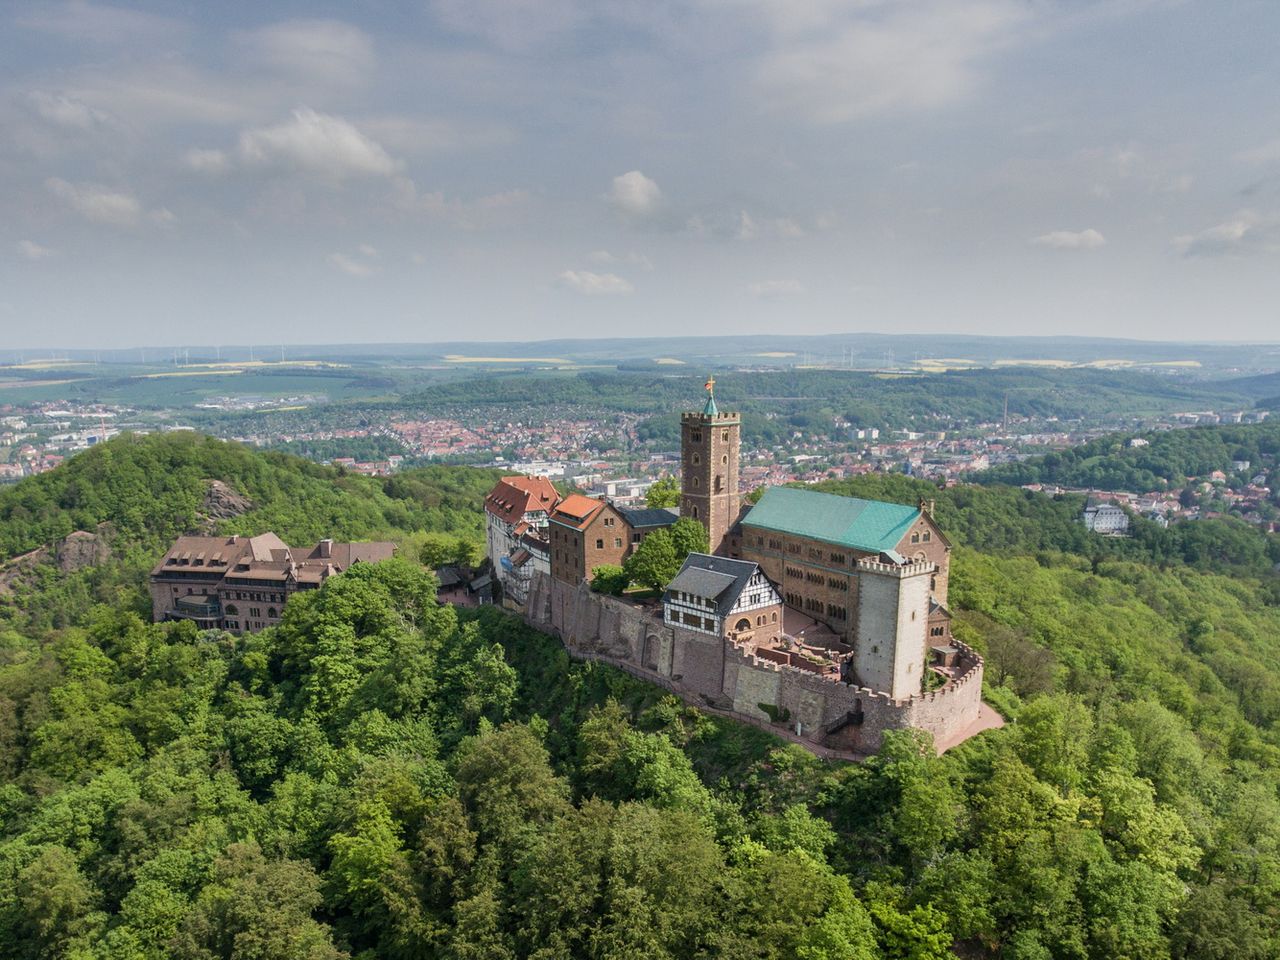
top-left (618, 506), bottom-right (680, 528)
top-left (742, 486), bottom-right (919, 553)
top-left (663, 553), bottom-right (765, 618)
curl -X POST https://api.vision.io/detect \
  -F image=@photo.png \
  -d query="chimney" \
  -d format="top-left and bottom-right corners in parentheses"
top-left (318, 538), bottom-right (333, 558)
top-left (919, 498), bottom-right (936, 518)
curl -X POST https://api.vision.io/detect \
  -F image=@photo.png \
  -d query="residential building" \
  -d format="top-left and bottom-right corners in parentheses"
top-left (1083, 501), bottom-right (1130, 535)
top-left (150, 534), bottom-right (396, 633)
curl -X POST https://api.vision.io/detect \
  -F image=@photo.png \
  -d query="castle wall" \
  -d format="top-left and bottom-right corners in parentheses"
top-left (525, 572), bottom-right (986, 757)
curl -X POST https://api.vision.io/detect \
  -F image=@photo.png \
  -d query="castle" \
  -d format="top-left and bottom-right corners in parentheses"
top-left (522, 381), bottom-right (991, 755)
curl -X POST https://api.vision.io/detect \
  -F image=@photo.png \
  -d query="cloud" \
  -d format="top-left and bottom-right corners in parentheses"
top-left (1237, 139), bottom-right (1280, 166)
top-left (238, 108), bottom-right (402, 179)
top-left (359, 115), bottom-right (516, 156)
top-left (17, 1), bottom-right (182, 45)
top-left (17, 240), bottom-right (57, 261)
top-left (430, 0), bottom-right (583, 52)
top-left (406, 184), bottom-right (531, 229)
top-left (328, 249), bottom-right (378, 278)
top-left (238, 19), bottom-right (375, 88)
top-left (1032, 228), bottom-right (1107, 249)
top-left (737, 210), bottom-right (806, 241)
top-left (26, 91), bottom-right (111, 130)
top-left (747, 279), bottom-right (806, 299)
top-left (45, 177), bottom-right (141, 225)
top-left (558, 269), bottom-right (635, 295)
top-left (185, 148), bottom-right (230, 174)
top-left (1173, 211), bottom-right (1280, 257)
top-left (588, 249), bottom-right (653, 270)
top-left (609, 170), bottom-right (662, 217)
top-left (753, 0), bottom-right (1029, 124)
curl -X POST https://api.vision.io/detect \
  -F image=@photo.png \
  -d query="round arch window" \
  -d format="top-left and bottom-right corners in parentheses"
top-left (735, 618), bottom-right (752, 632)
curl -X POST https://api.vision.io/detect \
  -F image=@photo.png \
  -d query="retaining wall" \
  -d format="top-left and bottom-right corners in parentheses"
top-left (524, 572), bottom-right (985, 755)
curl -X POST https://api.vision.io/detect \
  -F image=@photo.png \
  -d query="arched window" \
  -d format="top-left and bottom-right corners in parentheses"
top-left (692, 506), bottom-right (699, 519)
top-left (735, 618), bottom-right (751, 632)
top-left (693, 476), bottom-right (700, 488)
top-left (771, 611), bottom-right (778, 622)
top-left (714, 475), bottom-right (723, 492)
top-left (225, 604), bottom-right (238, 615)
top-left (267, 607), bottom-right (277, 618)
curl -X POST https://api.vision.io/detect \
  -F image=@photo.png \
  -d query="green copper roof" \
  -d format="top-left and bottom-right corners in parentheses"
top-left (742, 486), bottom-right (920, 554)
top-left (703, 393), bottom-right (719, 416)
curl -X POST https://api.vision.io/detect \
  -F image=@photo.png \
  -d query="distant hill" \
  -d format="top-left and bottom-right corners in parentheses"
top-left (0, 432), bottom-right (497, 561)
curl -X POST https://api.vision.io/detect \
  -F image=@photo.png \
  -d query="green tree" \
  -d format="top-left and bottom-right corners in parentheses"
top-left (646, 477), bottom-right (680, 508)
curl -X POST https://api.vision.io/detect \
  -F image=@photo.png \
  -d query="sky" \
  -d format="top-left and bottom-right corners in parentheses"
top-left (2, 0), bottom-right (1279, 349)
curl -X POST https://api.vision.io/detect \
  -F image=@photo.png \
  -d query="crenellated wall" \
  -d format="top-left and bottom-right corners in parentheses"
top-left (524, 572), bottom-right (987, 756)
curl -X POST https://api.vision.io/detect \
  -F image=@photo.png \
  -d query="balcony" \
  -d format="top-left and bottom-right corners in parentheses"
top-left (170, 595), bottom-right (221, 621)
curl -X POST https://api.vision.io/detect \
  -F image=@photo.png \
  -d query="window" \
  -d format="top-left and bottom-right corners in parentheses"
top-left (614, 538), bottom-right (623, 548)
top-left (603, 517), bottom-right (614, 527)
top-left (693, 477), bottom-right (700, 488)
top-left (691, 431), bottom-right (702, 442)
top-left (771, 611), bottom-right (778, 622)
top-left (722, 454), bottom-right (728, 464)
top-left (722, 431), bottom-right (729, 441)
top-left (931, 626), bottom-right (945, 637)
top-left (693, 454), bottom-right (701, 465)
top-left (714, 475), bottom-right (723, 492)
top-left (692, 506), bottom-right (699, 519)
top-left (267, 607), bottom-right (277, 618)
top-left (596, 539), bottom-right (604, 549)
top-left (923, 531), bottom-right (931, 542)
top-left (735, 618), bottom-right (752, 632)
top-left (911, 532), bottom-right (920, 543)
top-left (249, 607), bottom-right (261, 618)
top-left (225, 604), bottom-right (238, 615)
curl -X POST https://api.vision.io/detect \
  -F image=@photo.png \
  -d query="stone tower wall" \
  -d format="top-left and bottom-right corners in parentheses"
top-left (680, 411), bottom-right (741, 555)
top-left (853, 559), bottom-right (933, 701)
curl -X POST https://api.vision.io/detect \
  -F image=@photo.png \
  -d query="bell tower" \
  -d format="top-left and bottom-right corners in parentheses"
top-left (681, 377), bottom-right (741, 556)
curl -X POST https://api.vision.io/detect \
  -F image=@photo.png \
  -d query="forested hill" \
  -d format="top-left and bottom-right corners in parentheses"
top-left (0, 431), bottom-right (497, 558)
top-left (0, 432), bottom-right (497, 632)
top-left (4, 435), bottom-right (1280, 956)
top-left (976, 421), bottom-right (1280, 493)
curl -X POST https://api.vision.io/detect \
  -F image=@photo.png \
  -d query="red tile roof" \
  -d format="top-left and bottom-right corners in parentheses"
top-left (484, 475), bottom-right (560, 525)
top-left (550, 493), bottom-right (606, 530)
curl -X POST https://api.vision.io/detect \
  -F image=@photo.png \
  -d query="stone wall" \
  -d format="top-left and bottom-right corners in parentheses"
top-left (525, 572), bottom-right (986, 756)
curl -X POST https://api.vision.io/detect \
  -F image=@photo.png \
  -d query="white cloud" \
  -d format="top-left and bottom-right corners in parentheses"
top-left (609, 170), bottom-right (662, 217)
top-left (27, 91), bottom-right (110, 130)
top-left (45, 177), bottom-right (141, 225)
top-left (17, 1), bottom-right (182, 45)
top-left (1237, 139), bottom-right (1280, 165)
top-left (588, 249), bottom-right (653, 270)
top-left (359, 115), bottom-right (515, 155)
top-left (17, 240), bottom-right (56, 260)
top-left (185, 148), bottom-right (230, 174)
top-left (328, 251), bottom-right (378, 278)
top-left (1032, 228), bottom-right (1107, 249)
top-left (238, 19), bottom-right (375, 88)
top-left (407, 184), bottom-right (531, 229)
top-left (430, 0), bottom-right (583, 52)
top-left (747, 279), bottom-right (806, 299)
top-left (754, 0), bottom-right (1029, 124)
top-left (736, 210), bottom-right (807, 241)
top-left (1173, 211), bottom-right (1280, 257)
top-left (558, 269), bottom-right (635, 296)
top-left (238, 108), bottom-right (402, 180)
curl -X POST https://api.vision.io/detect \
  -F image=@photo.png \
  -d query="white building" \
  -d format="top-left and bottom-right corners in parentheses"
top-left (1083, 502), bottom-right (1130, 536)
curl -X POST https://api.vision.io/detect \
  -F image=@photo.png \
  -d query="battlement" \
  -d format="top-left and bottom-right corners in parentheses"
top-left (855, 557), bottom-right (936, 577)
top-left (682, 411), bottom-right (740, 423)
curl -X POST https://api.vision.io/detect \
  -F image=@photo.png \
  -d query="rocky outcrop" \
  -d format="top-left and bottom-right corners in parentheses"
top-left (56, 529), bottom-right (111, 572)
top-left (201, 480), bottom-right (253, 521)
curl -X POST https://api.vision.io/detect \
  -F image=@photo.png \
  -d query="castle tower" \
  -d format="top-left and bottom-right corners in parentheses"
top-left (681, 377), bottom-right (741, 556)
top-left (852, 556), bottom-right (934, 700)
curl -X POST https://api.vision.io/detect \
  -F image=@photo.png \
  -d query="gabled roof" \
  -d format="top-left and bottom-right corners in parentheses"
top-left (742, 486), bottom-right (920, 554)
top-left (617, 506), bottom-right (679, 529)
top-left (663, 553), bottom-right (773, 619)
top-left (484, 475), bottom-right (560, 525)
top-left (549, 493), bottom-right (607, 530)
